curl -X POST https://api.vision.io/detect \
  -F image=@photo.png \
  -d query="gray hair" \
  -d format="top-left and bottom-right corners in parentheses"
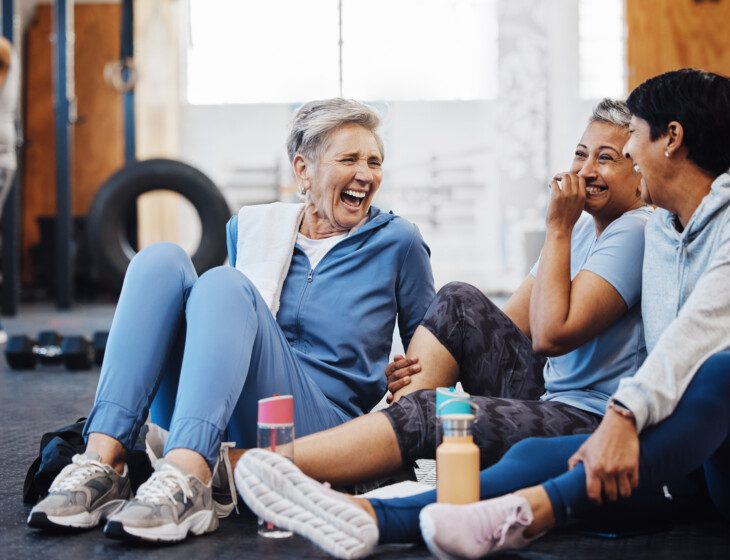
top-left (589, 97), bottom-right (632, 129)
top-left (286, 98), bottom-right (384, 163)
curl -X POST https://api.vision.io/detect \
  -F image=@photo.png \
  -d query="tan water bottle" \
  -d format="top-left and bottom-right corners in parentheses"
top-left (435, 389), bottom-right (479, 504)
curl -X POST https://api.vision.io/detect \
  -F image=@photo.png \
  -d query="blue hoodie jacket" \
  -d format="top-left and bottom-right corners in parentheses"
top-left (226, 207), bottom-right (435, 418)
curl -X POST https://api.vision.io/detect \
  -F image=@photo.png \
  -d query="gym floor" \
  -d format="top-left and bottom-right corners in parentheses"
top-left (1, 304), bottom-right (729, 559)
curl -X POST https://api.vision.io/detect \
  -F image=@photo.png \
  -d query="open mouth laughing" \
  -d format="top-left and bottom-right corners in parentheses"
top-left (340, 189), bottom-right (368, 209)
top-left (586, 185), bottom-right (608, 196)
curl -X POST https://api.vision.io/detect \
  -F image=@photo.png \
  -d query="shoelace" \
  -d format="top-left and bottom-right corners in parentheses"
top-left (491, 508), bottom-right (527, 545)
top-left (218, 442), bottom-right (239, 513)
top-left (49, 454), bottom-right (111, 493)
top-left (135, 463), bottom-right (194, 506)
top-left (471, 500), bottom-right (529, 547)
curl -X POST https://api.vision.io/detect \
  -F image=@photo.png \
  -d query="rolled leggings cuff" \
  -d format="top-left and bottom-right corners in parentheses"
top-left (368, 498), bottom-right (423, 544)
top-left (83, 399), bottom-right (147, 451)
top-left (379, 391), bottom-right (436, 467)
top-left (543, 479), bottom-right (570, 525)
top-left (542, 461), bottom-right (588, 525)
top-left (164, 416), bottom-right (223, 471)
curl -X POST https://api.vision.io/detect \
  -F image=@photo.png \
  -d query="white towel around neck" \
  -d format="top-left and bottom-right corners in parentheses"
top-left (235, 202), bottom-right (305, 317)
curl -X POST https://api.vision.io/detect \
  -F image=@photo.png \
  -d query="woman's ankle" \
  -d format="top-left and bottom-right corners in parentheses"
top-left (515, 486), bottom-right (556, 538)
top-left (86, 433), bottom-right (127, 474)
top-left (165, 448), bottom-right (212, 484)
top-left (347, 496), bottom-right (378, 526)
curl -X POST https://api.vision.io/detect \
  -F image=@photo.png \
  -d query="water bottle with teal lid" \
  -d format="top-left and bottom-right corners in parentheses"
top-left (435, 387), bottom-right (480, 504)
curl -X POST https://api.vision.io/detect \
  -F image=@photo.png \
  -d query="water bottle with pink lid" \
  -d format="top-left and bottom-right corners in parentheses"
top-left (257, 394), bottom-right (295, 538)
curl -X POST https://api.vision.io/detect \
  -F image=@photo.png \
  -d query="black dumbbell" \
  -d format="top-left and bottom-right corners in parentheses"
top-left (61, 336), bottom-right (95, 371)
top-left (92, 331), bottom-right (109, 366)
top-left (5, 335), bottom-right (38, 369)
top-left (36, 330), bottom-right (64, 365)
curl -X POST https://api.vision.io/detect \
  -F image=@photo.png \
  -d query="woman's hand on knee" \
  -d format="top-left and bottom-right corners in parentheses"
top-left (567, 410), bottom-right (640, 504)
top-left (385, 355), bottom-right (421, 403)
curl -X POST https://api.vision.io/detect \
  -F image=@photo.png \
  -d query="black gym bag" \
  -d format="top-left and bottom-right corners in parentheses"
top-left (23, 418), bottom-right (154, 504)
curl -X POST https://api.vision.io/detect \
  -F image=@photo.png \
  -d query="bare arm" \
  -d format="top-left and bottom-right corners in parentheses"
top-left (530, 173), bottom-right (628, 356)
top-left (502, 275), bottom-right (534, 338)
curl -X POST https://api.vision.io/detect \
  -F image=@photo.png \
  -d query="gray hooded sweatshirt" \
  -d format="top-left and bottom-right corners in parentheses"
top-left (613, 172), bottom-right (730, 432)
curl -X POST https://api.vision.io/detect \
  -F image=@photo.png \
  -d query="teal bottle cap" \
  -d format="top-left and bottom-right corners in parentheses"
top-left (435, 386), bottom-right (471, 416)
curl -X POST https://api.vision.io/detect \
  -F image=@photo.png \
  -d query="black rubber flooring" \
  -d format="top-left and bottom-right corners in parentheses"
top-left (1, 304), bottom-right (729, 559)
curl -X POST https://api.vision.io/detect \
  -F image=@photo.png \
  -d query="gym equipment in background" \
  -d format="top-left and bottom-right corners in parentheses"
top-left (85, 158), bottom-right (231, 291)
top-left (5, 330), bottom-right (108, 371)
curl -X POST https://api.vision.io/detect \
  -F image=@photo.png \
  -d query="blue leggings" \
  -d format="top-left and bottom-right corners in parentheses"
top-left (82, 243), bottom-right (350, 469)
top-left (371, 351), bottom-right (730, 543)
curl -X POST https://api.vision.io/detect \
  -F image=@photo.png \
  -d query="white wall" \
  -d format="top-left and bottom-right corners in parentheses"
top-left (176, 0), bottom-right (616, 293)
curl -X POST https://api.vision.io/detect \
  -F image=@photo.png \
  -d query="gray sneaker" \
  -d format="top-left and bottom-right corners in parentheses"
top-left (27, 452), bottom-right (131, 530)
top-left (103, 459), bottom-right (217, 543)
top-left (145, 423), bottom-right (236, 519)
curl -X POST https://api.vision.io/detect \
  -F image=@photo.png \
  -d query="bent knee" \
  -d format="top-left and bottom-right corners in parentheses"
top-left (688, 351), bottom-right (730, 399)
top-left (435, 281), bottom-right (493, 309)
top-left (127, 242), bottom-right (192, 277)
top-left (193, 266), bottom-right (258, 302)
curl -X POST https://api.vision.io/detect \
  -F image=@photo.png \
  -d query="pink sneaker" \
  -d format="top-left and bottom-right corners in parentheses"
top-left (419, 494), bottom-right (540, 559)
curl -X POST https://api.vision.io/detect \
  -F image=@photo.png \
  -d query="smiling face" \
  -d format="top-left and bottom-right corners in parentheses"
top-left (570, 120), bottom-right (641, 222)
top-left (622, 116), bottom-right (670, 207)
top-left (296, 123), bottom-right (383, 235)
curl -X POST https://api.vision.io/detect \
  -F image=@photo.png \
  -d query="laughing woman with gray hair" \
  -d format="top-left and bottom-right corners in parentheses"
top-left (28, 98), bottom-right (435, 543)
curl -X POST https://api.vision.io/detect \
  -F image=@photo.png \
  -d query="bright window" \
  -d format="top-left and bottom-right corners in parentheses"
top-left (578, 0), bottom-right (626, 99)
top-left (187, 0), bottom-right (498, 104)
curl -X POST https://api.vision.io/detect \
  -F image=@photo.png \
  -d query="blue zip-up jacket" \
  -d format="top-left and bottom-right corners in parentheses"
top-left (226, 207), bottom-right (435, 418)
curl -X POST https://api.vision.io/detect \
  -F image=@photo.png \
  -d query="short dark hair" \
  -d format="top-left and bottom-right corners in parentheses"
top-left (626, 68), bottom-right (730, 177)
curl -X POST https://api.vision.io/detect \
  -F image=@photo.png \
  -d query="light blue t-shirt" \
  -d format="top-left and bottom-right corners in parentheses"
top-left (530, 207), bottom-right (653, 416)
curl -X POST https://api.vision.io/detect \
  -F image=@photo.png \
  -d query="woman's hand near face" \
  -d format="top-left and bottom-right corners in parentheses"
top-left (546, 172), bottom-right (586, 233)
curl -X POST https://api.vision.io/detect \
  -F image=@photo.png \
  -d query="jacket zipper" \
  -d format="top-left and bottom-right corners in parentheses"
top-left (295, 267), bottom-right (315, 344)
top-left (291, 213), bottom-right (390, 345)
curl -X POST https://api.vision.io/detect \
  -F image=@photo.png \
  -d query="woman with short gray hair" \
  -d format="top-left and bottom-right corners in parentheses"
top-left (223, 101), bottom-right (657, 560)
top-left (29, 98), bottom-right (435, 544)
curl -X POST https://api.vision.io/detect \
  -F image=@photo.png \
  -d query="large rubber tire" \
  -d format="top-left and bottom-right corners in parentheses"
top-left (86, 159), bottom-right (231, 290)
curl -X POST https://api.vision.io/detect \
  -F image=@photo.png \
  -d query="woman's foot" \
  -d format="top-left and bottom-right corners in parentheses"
top-left (235, 448), bottom-right (379, 559)
top-left (419, 494), bottom-right (543, 559)
top-left (27, 452), bottom-right (131, 530)
top-left (104, 459), bottom-right (218, 543)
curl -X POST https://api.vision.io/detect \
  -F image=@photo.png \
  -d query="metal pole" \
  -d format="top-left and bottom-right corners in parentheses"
top-left (121, 0), bottom-right (135, 163)
top-left (52, 0), bottom-right (74, 308)
top-left (120, 0), bottom-right (137, 250)
top-left (1, 0), bottom-right (19, 315)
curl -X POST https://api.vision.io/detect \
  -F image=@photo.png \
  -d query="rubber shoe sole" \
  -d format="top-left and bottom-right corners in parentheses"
top-left (27, 499), bottom-right (126, 530)
top-left (235, 449), bottom-right (378, 560)
top-left (419, 505), bottom-right (460, 560)
top-left (103, 509), bottom-right (218, 543)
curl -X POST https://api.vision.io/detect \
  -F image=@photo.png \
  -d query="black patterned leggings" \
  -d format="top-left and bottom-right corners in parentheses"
top-left (380, 281), bottom-right (601, 468)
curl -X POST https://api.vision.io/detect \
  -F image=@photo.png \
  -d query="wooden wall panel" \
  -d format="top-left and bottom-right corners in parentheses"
top-left (627, 0), bottom-right (730, 90)
top-left (22, 3), bottom-right (123, 280)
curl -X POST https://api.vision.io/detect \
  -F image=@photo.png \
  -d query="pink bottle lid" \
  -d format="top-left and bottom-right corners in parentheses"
top-left (258, 394), bottom-right (294, 426)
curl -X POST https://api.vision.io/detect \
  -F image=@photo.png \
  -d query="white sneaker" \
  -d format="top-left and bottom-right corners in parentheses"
top-left (235, 448), bottom-right (379, 559)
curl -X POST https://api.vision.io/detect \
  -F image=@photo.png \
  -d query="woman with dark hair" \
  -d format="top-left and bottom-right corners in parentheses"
top-left (234, 68), bottom-right (730, 559)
